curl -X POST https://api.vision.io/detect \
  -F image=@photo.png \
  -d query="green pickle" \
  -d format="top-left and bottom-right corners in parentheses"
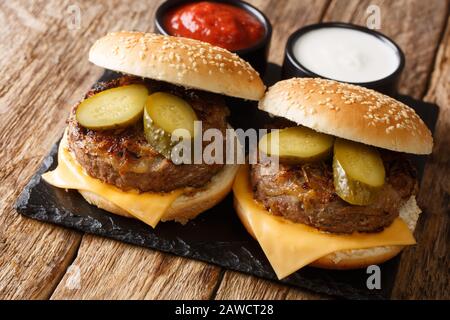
top-left (76, 84), bottom-right (148, 130)
top-left (143, 92), bottom-right (198, 159)
top-left (259, 126), bottom-right (334, 164)
top-left (333, 138), bottom-right (385, 205)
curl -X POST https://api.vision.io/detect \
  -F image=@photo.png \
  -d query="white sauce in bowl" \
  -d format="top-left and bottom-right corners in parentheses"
top-left (292, 27), bottom-right (400, 83)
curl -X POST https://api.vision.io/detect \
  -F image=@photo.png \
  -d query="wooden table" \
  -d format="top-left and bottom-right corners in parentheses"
top-left (0, 0), bottom-right (448, 300)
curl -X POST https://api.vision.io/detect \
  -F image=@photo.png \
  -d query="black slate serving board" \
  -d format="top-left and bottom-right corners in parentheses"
top-left (15, 65), bottom-right (439, 299)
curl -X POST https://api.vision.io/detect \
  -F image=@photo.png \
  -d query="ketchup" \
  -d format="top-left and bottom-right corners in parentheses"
top-left (164, 1), bottom-right (265, 51)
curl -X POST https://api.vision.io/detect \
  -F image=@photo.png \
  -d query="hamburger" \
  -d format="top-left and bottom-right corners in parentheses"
top-left (43, 31), bottom-right (265, 228)
top-left (233, 77), bottom-right (433, 278)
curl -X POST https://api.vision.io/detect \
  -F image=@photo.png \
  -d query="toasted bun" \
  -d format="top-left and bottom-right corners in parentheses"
top-left (259, 78), bottom-right (433, 154)
top-left (234, 193), bottom-right (421, 270)
top-left (80, 163), bottom-right (239, 225)
top-left (89, 31), bottom-right (265, 101)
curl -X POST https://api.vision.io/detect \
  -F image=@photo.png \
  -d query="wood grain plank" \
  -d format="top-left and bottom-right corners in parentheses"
top-left (2, 0), bottom-right (447, 300)
top-left (213, 0), bottom-right (332, 300)
top-left (214, 271), bottom-right (327, 300)
top-left (49, 0), bottom-right (332, 301)
top-left (51, 235), bottom-right (221, 299)
top-left (217, 0), bottom-right (448, 300)
top-left (391, 20), bottom-right (450, 300)
top-left (215, 272), bottom-right (290, 300)
top-left (0, 0), bottom-right (222, 300)
top-left (249, 0), bottom-right (332, 64)
top-left (0, 221), bottom-right (81, 299)
top-left (36, 0), bottom-right (224, 299)
top-left (0, 0), bottom-right (97, 299)
top-left (322, 0), bottom-right (449, 299)
top-left (323, 0), bottom-right (449, 99)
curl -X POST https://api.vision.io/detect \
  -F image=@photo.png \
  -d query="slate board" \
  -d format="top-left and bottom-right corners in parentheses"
top-left (15, 64), bottom-right (439, 300)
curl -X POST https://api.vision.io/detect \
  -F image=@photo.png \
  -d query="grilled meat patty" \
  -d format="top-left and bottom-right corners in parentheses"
top-left (67, 75), bottom-right (229, 192)
top-left (251, 151), bottom-right (418, 233)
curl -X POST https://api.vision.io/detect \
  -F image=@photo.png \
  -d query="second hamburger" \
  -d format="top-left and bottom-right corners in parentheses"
top-left (233, 77), bottom-right (433, 278)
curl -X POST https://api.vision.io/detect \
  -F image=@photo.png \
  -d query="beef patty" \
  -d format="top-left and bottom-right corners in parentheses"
top-left (251, 151), bottom-right (418, 233)
top-left (67, 75), bottom-right (229, 192)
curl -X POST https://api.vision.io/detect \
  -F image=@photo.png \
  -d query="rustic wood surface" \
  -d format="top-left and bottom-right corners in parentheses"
top-left (0, 0), bottom-right (448, 300)
top-left (51, 235), bottom-right (221, 299)
top-left (391, 21), bottom-right (450, 300)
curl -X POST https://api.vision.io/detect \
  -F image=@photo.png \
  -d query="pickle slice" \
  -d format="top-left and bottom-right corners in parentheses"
top-left (76, 84), bottom-right (148, 130)
top-left (259, 126), bottom-right (334, 164)
top-left (333, 139), bottom-right (385, 205)
top-left (143, 92), bottom-right (198, 159)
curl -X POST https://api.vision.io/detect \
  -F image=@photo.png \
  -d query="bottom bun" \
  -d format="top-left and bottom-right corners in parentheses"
top-left (309, 245), bottom-right (404, 269)
top-left (235, 193), bottom-right (421, 270)
top-left (80, 163), bottom-right (239, 225)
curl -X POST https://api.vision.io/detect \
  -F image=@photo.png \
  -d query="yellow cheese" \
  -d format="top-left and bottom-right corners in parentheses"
top-left (42, 134), bottom-right (184, 228)
top-left (233, 165), bottom-right (416, 279)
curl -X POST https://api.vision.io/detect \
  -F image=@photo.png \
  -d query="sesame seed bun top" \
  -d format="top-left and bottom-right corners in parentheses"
top-left (89, 31), bottom-right (265, 101)
top-left (259, 78), bottom-right (433, 154)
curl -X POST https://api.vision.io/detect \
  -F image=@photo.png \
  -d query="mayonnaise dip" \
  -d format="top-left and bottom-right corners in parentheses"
top-left (292, 27), bottom-right (400, 83)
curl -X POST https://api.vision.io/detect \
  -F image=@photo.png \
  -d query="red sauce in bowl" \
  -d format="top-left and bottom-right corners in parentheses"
top-left (164, 1), bottom-right (265, 51)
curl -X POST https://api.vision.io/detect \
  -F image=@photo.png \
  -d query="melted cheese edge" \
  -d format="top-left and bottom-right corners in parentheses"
top-left (233, 165), bottom-right (416, 279)
top-left (42, 134), bottom-right (184, 228)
